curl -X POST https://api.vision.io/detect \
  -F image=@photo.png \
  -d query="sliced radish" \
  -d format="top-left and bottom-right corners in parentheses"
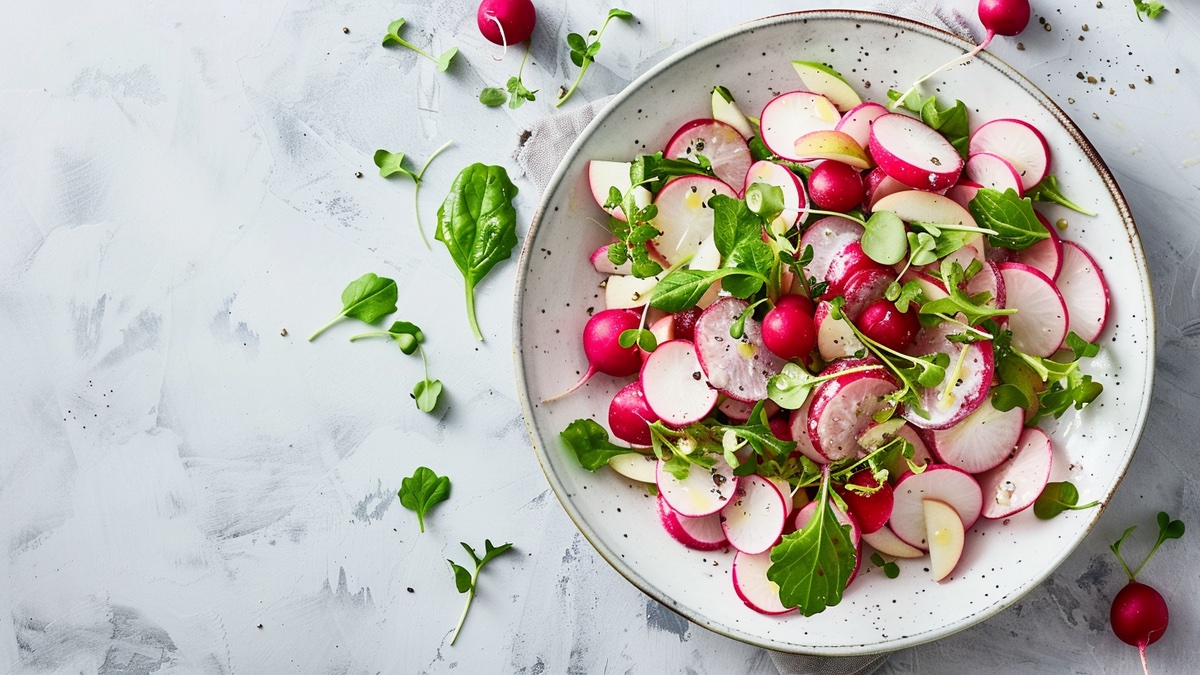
top-left (822, 242), bottom-right (888, 300)
top-left (840, 267), bottom-right (894, 317)
top-left (871, 190), bottom-right (977, 228)
top-left (640, 340), bottom-right (718, 426)
top-left (902, 322), bottom-right (994, 430)
top-left (864, 169), bottom-right (909, 211)
top-left (977, 427), bottom-right (1054, 519)
top-left (766, 477), bottom-right (795, 517)
top-left (899, 269), bottom-right (950, 302)
top-left (968, 118), bottom-right (1051, 191)
top-left (589, 160), bottom-right (652, 222)
top-left (794, 499), bottom-right (862, 552)
top-left (640, 315), bottom-right (676, 362)
top-left (655, 453), bottom-right (737, 517)
top-left (718, 395), bottom-right (755, 422)
top-left (964, 260), bottom-right (1006, 309)
top-left (650, 175), bottom-right (737, 266)
top-left (732, 551), bottom-right (795, 615)
top-left (836, 102), bottom-right (889, 150)
top-left (793, 130), bottom-right (871, 169)
top-left (687, 235), bottom-right (723, 310)
top-left (720, 475), bottom-right (789, 554)
top-left (868, 113), bottom-right (963, 191)
top-left (928, 397), bottom-right (1024, 474)
top-left (1014, 212), bottom-right (1064, 280)
top-left (759, 92), bottom-right (841, 162)
top-left (591, 243), bottom-right (633, 275)
top-left (861, 523), bottom-right (924, 558)
top-left (609, 452), bottom-right (658, 483)
top-left (788, 397), bottom-right (826, 464)
top-left (999, 262), bottom-right (1069, 357)
top-left (658, 493), bottom-right (728, 550)
top-left (799, 216), bottom-right (864, 283)
top-left (814, 299), bottom-right (865, 362)
top-left (790, 61), bottom-right (862, 112)
top-left (807, 360), bottom-right (899, 461)
top-left (944, 180), bottom-right (983, 211)
top-left (743, 160), bottom-right (807, 226)
top-left (1056, 241), bottom-right (1111, 343)
top-left (695, 298), bottom-right (788, 403)
top-left (890, 466), bottom-right (983, 550)
top-left (964, 152), bottom-right (1024, 195)
top-left (665, 119), bottom-right (753, 191)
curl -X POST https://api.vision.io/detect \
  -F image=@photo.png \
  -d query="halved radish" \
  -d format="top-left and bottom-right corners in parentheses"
top-left (743, 160), bottom-right (808, 226)
top-left (890, 466), bottom-right (983, 550)
top-left (656, 453), bottom-right (737, 517)
top-left (814, 299), bottom-right (865, 362)
top-left (721, 475), bottom-right (789, 554)
top-left (732, 551), bottom-right (795, 615)
top-left (964, 260), bottom-right (1006, 309)
top-left (1056, 241), bottom-right (1110, 343)
top-left (998, 262), bottom-right (1069, 357)
top-left (640, 340), bottom-right (718, 426)
top-left (794, 499), bottom-right (862, 548)
top-left (964, 152), bottom-right (1024, 195)
top-left (609, 451), bottom-right (658, 484)
top-left (650, 175), bottom-right (737, 266)
top-left (589, 160), bottom-right (652, 222)
top-left (807, 359), bottom-right (900, 461)
top-left (871, 190), bottom-right (977, 228)
top-left (609, 380), bottom-right (661, 446)
top-left (793, 130), bottom-right (871, 169)
top-left (978, 427), bottom-right (1054, 519)
top-left (944, 180), bottom-right (983, 211)
top-left (639, 315), bottom-right (676, 362)
top-left (924, 499), bottom-right (965, 582)
top-left (837, 470), bottom-right (894, 535)
top-left (800, 216), bottom-right (864, 283)
top-left (968, 118), bottom-right (1051, 191)
top-left (822, 242), bottom-right (888, 300)
top-left (791, 61), bottom-right (862, 112)
top-left (695, 298), bottom-right (788, 402)
top-left (665, 119), bottom-right (753, 191)
top-left (864, 168), bottom-right (909, 211)
top-left (591, 243), bottom-right (633, 275)
top-left (927, 397), bottom-right (1024, 474)
top-left (902, 322), bottom-right (995, 430)
top-left (868, 113), bottom-right (963, 191)
top-left (836, 102), bottom-right (889, 150)
top-left (840, 267), bottom-right (894, 318)
top-left (658, 493), bottom-right (729, 550)
top-left (1014, 212), bottom-right (1064, 280)
top-left (862, 523), bottom-right (924, 558)
top-left (759, 92), bottom-right (841, 162)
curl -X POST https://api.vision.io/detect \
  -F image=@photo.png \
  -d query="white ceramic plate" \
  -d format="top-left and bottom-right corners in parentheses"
top-left (513, 10), bottom-right (1154, 655)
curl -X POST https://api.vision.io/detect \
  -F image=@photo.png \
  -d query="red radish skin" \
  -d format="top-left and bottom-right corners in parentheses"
top-left (964, 260), bottom-right (1007, 309)
top-left (945, 180), bottom-right (983, 210)
top-left (835, 101), bottom-right (889, 150)
top-left (761, 301), bottom-right (817, 361)
top-left (775, 293), bottom-right (816, 316)
top-left (837, 471), bottom-right (894, 534)
top-left (608, 381), bottom-right (661, 446)
top-left (823, 246), bottom-right (889, 301)
top-left (901, 325), bottom-right (995, 430)
top-left (999, 262), bottom-right (1069, 357)
top-left (477, 0), bottom-right (536, 46)
top-left (590, 243), bottom-right (633, 275)
top-left (1111, 581), bottom-right (1169, 675)
top-left (665, 119), bottom-right (753, 191)
top-left (769, 415), bottom-right (793, 442)
top-left (964, 152), bottom-right (1024, 195)
top-left (806, 359), bottom-right (900, 460)
top-left (864, 168), bottom-right (908, 211)
top-left (759, 92), bottom-right (841, 162)
top-left (800, 216), bottom-right (865, 285)
top-left (978, 0), bottom-right (1032, 38)
top-left (869, 114), bottom-right (963, 191)
top-left (856, 299), bottom-right (919, 352)
top-left (545, 309), bottom-right (642, 401)
top-left (977, 427), bottom-right (1053, 519)
top-left (1015, 212), bottom-right (1064, 280)
top-left (657, 494), bottom-right (728, 551)
top-left (673, 307), bottom-right (703, 343)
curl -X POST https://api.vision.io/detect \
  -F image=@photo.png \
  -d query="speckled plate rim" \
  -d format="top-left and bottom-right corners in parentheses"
top-left (511, 9), bottom-right (1156, 656)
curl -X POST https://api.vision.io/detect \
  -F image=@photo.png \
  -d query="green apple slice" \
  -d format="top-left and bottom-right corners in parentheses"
top-left (710, 85), bottom-right (754, 140)
top-left (791, 61), bottom-right (862, 112)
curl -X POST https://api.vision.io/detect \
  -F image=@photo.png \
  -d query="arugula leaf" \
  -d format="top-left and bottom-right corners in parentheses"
top-left (308, 273), bottom-right (398, 341)
top-left (649, 268), bottom-right (761, 313)
top-left (435, 164), bottom-right (520, 341)
top-left (479, 87), bottom-right (507, 107)
top-left (767, 468), bottom-right (857, 615)
top-left (398, 466), bottom-right (451, 532)
top-left (1065, 331), bottom-right (1100, 359)
top-left (968, 188), bottom-right (1050, 251)
top-left (629, 152), bottom-right (714, 194)
top-left (1132, 0), bottom-right (1167, 21)
top-left (1025, 174), bottom-right (1097, 216)
top-left (1032, 481), bottom-right (1100, 520)
top-left (382, 18), bottom-right (458, 72)
top-left (560, 419), bottom-right (638, 471)
top-left (349, 320), bottom-right (424, 354)
top-left (556, 8), bottom-right (634, 106)
top-left (374, 140), bottom-right (454, 249)
top-left (447, 539), bottom-right (515, 645)
top-left (886, 90), bottom-right (970, 157)
top-left (861, 210), bottom-right (907, 265)
top-left (919, 259), bottom-right (1016, 326)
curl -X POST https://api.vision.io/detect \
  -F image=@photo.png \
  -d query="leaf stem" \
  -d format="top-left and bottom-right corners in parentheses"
top-left (555, 13), bottom-right (620, 107)
top-left (397, 37), bottom-right (438, 63)
top-left (412, 140), bottom-right (453, 250)
top-left (803, 208), bottom-right (866, 225)
top-left (465, 284), bottom-right (483, 341)
top-left (889, 33), bottom-right (993, 111)
top-left (308, 313), bottom-right (346, 342)
top-left (448, 580), bottom-right (476, 645)
top-left (347, 331), bottom-right (387, 341)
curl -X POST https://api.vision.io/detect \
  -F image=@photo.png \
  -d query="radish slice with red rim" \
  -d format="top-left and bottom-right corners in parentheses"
top-left (657, 493), bottom-right (728, 549)
top-left (794, 499), bottom-right (861, 548)
top-left (759, 91), bottom-right (841, 162)
top-left (964, 260), bottom-right (1006, 309)
top-left (640, 339), bottom-right (718, 426)
top-left (868, 113), bottom-right (963, 191)
top-left (788, 396), bottom-right (826, 464)
top-left (743, 159), bottom-right (808, 226)
top-left (1012, 212), bottom-right (1064, 280)
top-left (977, 427), bottom-right (1054, 519)
top-left (999, 262), bottom-right (1069, 357)
top-left (890, 465), bottom-right (983, 549)
top-left (945, 180), bottom-right (983, 210)
top-left (806, 358), bottom-right (900, 461)
top-left (968, 118), bottom-right (1051, 192)
top-left (1056, 241), bottom-right (1110, 344)
top-left (589, 160), bottom-right (652, 222)
top-left (814, 299), bottom-right (866, 362)
top-left (901, 321), bottom-right (995, 430)
top-left (665, 118), bottom-right (753, 191)
top-left (927, 397), bottom-right (1025, 474)
top-left (861, 523), bottom-right (924, 558)
top-left (590, 242), bottom-right (633, 275)
top-left (800, 215), bottom-right (864, 283)
top-left (721, 475), bottom-right (789, 554)
top-left (870, 189), bottom-right (977, 228)
top-left (864, 168), bottom-right (908, 211)
top-left (649, 175), bottom-right (736, 266)
top-left (835, 101), bottom-right (889, 150)
top-left (695, 298), bottom-right (788, 402)
top-left (964, 152), bottom-right (1024, 195)
top-left (655, 453), bottom-right (737, 517)
top-left (732, 551), bottom-right (795, 615)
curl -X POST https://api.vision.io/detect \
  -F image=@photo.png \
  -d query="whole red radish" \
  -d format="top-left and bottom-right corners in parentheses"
top-left (477, 0), bottom-right (537, 46)
top-left (837, 470), bottom-right (893, 534)
top-left (775, 293), bottom-right (815, 316)
top-left (761, 300), bottom-right (817, 361)
top-left (856, 299), bottom-right (919, 352)
top-left (808, 161), bottom-right (865, 214)
top-left (1108, 512), bottom-right (1185, 675)
top-left (978, 0), bottom-right (1031, 40)
top-left (608, 381), bottom-right (660, 446)
top-left (673, 307), bottom-right (703, 343)
top-left (543, 309), bottom-right (641, 402)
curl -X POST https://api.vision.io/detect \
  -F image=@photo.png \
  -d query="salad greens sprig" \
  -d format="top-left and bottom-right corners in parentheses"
top-left (559, 419), bottom-right (641, 471)
top-left (349, 320), bottom-right (444, 412)
top-left (382, 18), bottom-right (458, 72)
top-left (556, 9), bottom-right (634, 107)
top-left (447, 540), bottom-right (515, 645)
top-left (1033, 481), bottom-right (1100, 520)
top-left (480, 43), bottom-right (538, 109)
top-left (1026, 175), bottom-right (1097, 216)
top-left (398, 466), bottom-right (451, 532)
top-left (1132, 0), bottom-right (1167, 21)
top-left (374, 140), bottom-right (454, 249)
top-left (308, 273), bottom-right (398, 341)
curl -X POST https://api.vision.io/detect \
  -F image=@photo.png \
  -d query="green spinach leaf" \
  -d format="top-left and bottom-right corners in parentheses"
top-left (308, 273), bottom-right (398, 341)
top-left (398, 466), bottom-right (451, 532)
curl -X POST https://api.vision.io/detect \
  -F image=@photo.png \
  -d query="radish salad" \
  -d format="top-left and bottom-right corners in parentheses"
top-left (555, 59), bottom-right (1110, 618)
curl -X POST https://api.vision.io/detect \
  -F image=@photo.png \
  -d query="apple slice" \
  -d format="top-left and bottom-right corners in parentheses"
top-left (759, 91), bottom-right (841, 162)
top-left (711, 86), bottom-right (754, 140)
top-left (836, 102), bottom-right (889, 150)
top-left (655, 453), bottom-right (738, 517)
top-left (658, 493), bottom-right (728, 550)
top-left (868, 113), bottom-right (963, 191)
top-left (871, 190), bottom-right (977, 228)
top-left (791, 61), bottom-right (862, 111)
top-left (890, 465), bottom-right (983, 550)
top-left (806, 359), bottom-right (900, 461)
top-left (665, 119), bottom-right (752, 191)
top-left (862, 523), bottom-right (924, 559)
top-left (721, 475), bottom-right (789, 554)
top-left (923, 499), bottom-right (965, 582)
top-left (732, 551), bottom-right (795, 615)
top-left (927, 397), bottom-right (1025, 474)
top-left (609, 451), bottom-right (658, 483)
top-left (604, 272), bottom-right (661, 310)
top-left (964, 152), bottom-right (1024, 195)
top-left (864, 168), bottom-right (909, 211)
top-left (744, 160), bottom-right (808, 226)
top-left (968, 118), bottom-right (1051, 191)
top-left (640, 340), bottom-right (718, 426)
top-left (650, 175), bottom-right (737, 266)
top-left (589, 160), bottom-right (652, 222)
top-left (1056, 241), bottom-right (1111, 343)
top-left (814, 299), bottom-right (865, 362)
top-left (978, 427), bottom-right (1054, 519)
top-left (793, 130), bottom-right (871, 169)
top-left (694, 298), bottom-right (788, 402)
top-left (999, 262), bottom-right (1069, 357)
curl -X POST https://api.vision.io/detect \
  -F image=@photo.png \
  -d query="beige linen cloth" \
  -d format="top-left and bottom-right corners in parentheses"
top-left (513, 3), bottom-right (973, 673)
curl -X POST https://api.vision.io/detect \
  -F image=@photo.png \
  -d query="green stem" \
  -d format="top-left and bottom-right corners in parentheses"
top-left (516, 41), bottom-right (531, 80)
top-left (417, 512), bottom-right (425, 533)
top-left (803, 208), bottom-right (866, 225)
top-left (347, 331), bottom-right (387, 342)
top-left (307, 313), bottom-right (345, 342)
top-left (448, 579), bottom-right (476, 645)
top-left (465, 284), bottom-right (483, 341)
top-left (398, 38), bottom-right (438, 63)
top-left (555, 14), bottom-right (618, 107)
top-left (419, 344), bottom-right (431, 381)
top-left (913, 222), bottom-right (998, 236)
top-left (412, 140), bottom-right (453, 251)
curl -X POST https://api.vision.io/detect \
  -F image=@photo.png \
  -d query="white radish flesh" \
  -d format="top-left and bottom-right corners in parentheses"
top-left (945, 180), bottom-right (983, 210)
top-left (743, 160), bottom-right (807, 226)
top-left (964, 260), bottom-right (1007, 309)
top-left (759, 91), bottom-right (841, 162)
top-left (864, 169), bottom-right (909, 211)
top-left (640, 340), bottom-right (718, 426)
top-left (800, 216), bottom-right (865, 284)
top-left (720, 475), bottom-right (789, 554)
top-left (928, 397), bottom-right (1025, 474)
top-left (609, 452), bottom-right (659, 483)
top-left (978, 427), bottom-right (1054, 519)
top-left (902, 323), bottom-right (995, 430)
top-left (807, 360), bottom-right (900, 461)
top-left (794, 500), bottom-right (862, 548)
top-left (655, 453), bottom-right (738, 518)
top-left (968, 118), bottom-right (1051, 191)
top-left (836, 102), bottom-right (889, 150)
top-left (1056, 241), bottom-right (1111, 343)
top-left (890, 466), bottom-right (983, 550)
top-left (964, 152), bottom-right (1024, 195)
top-left (732, 551), bottom-right (795, 615)
top-left (999, 262), bottom-right (1069, 357)
top-left (657, 493), bottom-right (729, 549)
top-left (788, 397), bottom-right (827, 464)
top-left (588, 160), bottom-right (652, 222)
top-left (868, 113), bottom-right (963, 191)
top-left (665, 119), bottom-right (753, 191)
top-left (694, 298), bottom-right (788, 403)
top-left (862, 523), bottom-right (924, 558)
top-left (1014, 212), bottom-right (1064, 280)
top-left (650, 175), bottom-right (736, 266)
